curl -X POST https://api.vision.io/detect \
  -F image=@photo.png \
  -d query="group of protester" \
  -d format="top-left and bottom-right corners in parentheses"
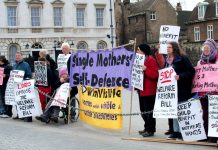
top-left (0, 42), bottom-right (77, 123)
top-left (0, 39), bottom-right (217, 143)
top-left (137, 39), bottom-right (218, 143)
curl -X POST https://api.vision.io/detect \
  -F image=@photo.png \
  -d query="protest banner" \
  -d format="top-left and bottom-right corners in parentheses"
top-left (5, 78), bottom-right (16, 105)
top-left (208, 95), bottom-right (218, 137)
top-left (0, 67), bottom-right (4, 85)
top-left (159, 25), bottom-right (180, 54)
top-left (153, 67), bottom-right (178, 118)
top-left (15, 79), bottom-right (41, 118)
top-left (192, 64), bottom-right (218, 93)
top-left (178, 99), bottom-right (206, 141)
top-left (57, 54), bottom-right (71, 70)
top-left (70, 48), bottom-right (135, 90)
top-left (34, 61), bottom-right (48, 86)
top-left (10, 70), bottom-right (25, 83)
top-left (50, 83), bottom-right (70, 108)
top-left (131, 53), bottom-right (145, 90)
top-left (79, 86), bottom-right (123, 129)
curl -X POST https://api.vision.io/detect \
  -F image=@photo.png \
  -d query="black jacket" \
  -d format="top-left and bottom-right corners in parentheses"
top-left (0, 63), bottom-right (12, 93)
top-left (167, 56), bottom-right (195, 102)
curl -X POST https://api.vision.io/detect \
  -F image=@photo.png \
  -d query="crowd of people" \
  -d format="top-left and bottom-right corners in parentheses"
top-left (0, 39), bottom-right (217, 143)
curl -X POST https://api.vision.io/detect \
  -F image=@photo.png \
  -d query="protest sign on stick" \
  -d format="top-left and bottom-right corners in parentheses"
top-left (208, 95), bottom-right (218, 137)
top-left (57, 54), bottom-right (71, 70)
top-left (153, 67), bottom-right (178, 118)
top-left (0, 67), bottom-right (4, 85)
top-left (34, 61), bottom-right (48, 86)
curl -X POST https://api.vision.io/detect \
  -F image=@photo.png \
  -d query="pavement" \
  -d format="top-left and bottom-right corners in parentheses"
top-left (0, 90), bottom-right (216, 150)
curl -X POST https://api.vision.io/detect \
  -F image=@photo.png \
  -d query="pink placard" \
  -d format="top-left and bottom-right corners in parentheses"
top-left (192, 64), bottom-right (218, 93)
top-left (0, 67), bottom-right (4, 85)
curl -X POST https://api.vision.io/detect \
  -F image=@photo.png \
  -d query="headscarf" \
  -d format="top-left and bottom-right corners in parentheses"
top-left (200, 39), bottom-right (217, 64)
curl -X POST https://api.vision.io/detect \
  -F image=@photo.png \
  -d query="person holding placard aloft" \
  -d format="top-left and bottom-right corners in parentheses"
top-left (165, 42), bottom-right (195, 140)
top-left (137, 43), bottom-right (159, 137)
top-left (196, 39), bottom-right (218, 143)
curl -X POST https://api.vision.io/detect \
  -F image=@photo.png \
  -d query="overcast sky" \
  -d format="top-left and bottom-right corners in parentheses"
top-left (128, 0), bottom-right (204, 11)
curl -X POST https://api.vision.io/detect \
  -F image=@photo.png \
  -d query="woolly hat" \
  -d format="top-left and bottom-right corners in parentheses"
top-left (200, 39), bottom-right (218, 64)
top-left (138, 43), bottom-right (150, 55)
top-left (59, 67), bottom-right (68, 77)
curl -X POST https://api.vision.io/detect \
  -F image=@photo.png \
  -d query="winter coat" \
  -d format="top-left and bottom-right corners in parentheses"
top-left (139, 55), bottom-right (159, 96)
top-left (13, 60), bottom-right (32, 79)
top-left (0, 63), bottom-right (12, 93)
top-left (169, 56), bottom-right (195, 102)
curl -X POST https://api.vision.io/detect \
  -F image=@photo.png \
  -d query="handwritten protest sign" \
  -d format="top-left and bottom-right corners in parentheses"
top-left (153, 67), bottom-right (178, 118)
top-left (79, 86), bottom-right (123, 129)
top-left (70, 48), bottom-right (135, 90)
top-left (51, 83), bottom-right (70, 108)
top-left (192, 64), bottom-right (218, 92)
top-left (131, 53), bottom-right (145, 90)
top-left (34, 61), bottom-right (48, 86)
top-left (15, 79), bottom-right (41, 118)
top-left (208, 95), bottom-right (218, 137)
top-left (57, 54), bottom-right (71, 70)
top-left (0, 67), bottom-right (4, 85)
top-left (178, 99), bottom-right (206, 141)
top-left (5, 78), bottom-right (16, 105)
top-left (159, 25), bottom-right (180, 54)
top-left (10, 70), bottom-right (25, 83)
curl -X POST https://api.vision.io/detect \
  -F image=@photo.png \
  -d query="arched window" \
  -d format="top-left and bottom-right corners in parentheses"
top-left (76, 41), bottom-right (88, 49)
top-left (31, 43), bottom-right (43, 49)
top-left (8, 44), bottom-right (18, 65)
top-left (97, 40), bottom-right (107, 49)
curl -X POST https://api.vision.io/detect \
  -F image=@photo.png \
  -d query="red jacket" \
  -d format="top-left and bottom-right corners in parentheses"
top-left (139, 55), bottom-right (159, 96)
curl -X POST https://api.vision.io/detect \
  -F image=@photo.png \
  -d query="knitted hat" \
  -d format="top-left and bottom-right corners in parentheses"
top-left (200, 39), bottom-right (218, 64)
top-left (59, 67), bottom-right (68, 77)
top-left (138, 43), bottom-right (150, 55)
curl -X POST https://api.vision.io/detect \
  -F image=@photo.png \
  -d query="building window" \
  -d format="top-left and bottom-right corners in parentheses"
top-left (198, 5), bottom-right (206, 20)
top-left (9, 45), bottom-right (17, 65)
top-left (207, 25), bottom-right (213, 39)
top-left (96, 8), bottom-right (104, 26)
top-left (31, 43), bottom-right (43, 49)
top-left (97, 41), bottom-right (107, 49)
top-left (77, 41), bottom-right (88, 49)
top-left (31, 7), bottom-right (40, 26)
top-left (54, 7), bottom-right (62, 26)
top-left (76, 8), bottom-right (85, 26)
top-left (7, 6), bottom-right (17, 26)
top-left (150, 11), bottom-right (156, 20)
top-left (194, 27), bottom-right (200, 42)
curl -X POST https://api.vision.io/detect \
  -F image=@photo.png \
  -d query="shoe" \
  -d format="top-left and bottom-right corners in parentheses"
top-left (35, 116), bottom-right (42, 121)
top-left (167, 132), bottom-right (179, 140)
top-left (0, 114), bottom-right (10, 118)
top-left (142, 132), bottom-right (154, 137)
top-left (41, 117), bottom-right (50, 124)
top-left (24, 117), bottom-right (32, 122)
top-left (164, 130), bottom-right (173, 135)
top-left (50, 116), bottom-right (58, 123)
top-left (138, 129), bottom-right (146, 135)
top-left (13, 116), bottom-right (19, 119)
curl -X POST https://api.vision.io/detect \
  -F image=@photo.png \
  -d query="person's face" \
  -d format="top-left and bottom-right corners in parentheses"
top-left (62, 46), bottom-right (70, 54)
top-left (136, 47), bottom-right (145, 55)
top-left (15, 53), bottom-right (22, 62)
top-left (167, 44), bottom-right (173, 55)
top-left (202, 45), bottom-right (210, 56)
top-left (0, 60), bottom-right (4, 65)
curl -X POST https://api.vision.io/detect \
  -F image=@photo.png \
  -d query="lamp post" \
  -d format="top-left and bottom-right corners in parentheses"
top-left (53, 40), bottom-right (57, 62)
top-left (109, 0), bottom-right (114, 48)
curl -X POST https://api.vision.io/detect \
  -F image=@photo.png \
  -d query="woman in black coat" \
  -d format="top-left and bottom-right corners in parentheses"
top-left (165, 42), bottom-right (195, 140)
top-left (0, 55), bottom-right (12, 118)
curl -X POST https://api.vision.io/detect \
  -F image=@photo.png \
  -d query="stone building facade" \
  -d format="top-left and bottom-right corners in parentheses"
top-left (0, 0), bottom-right (115, 64)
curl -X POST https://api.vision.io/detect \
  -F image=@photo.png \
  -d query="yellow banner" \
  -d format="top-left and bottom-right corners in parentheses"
top-left (79, 86), bottom-right (123, 129)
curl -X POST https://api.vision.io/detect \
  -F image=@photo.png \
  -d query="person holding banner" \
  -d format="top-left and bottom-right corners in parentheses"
top-left (0, 56), bottom-right (12, 118)
top-left (35, 67), bottom-right (69, 123)
top-left (137, 43), bottom-right (159, 137)
top-left (13, 52), bottom-right (32, 122)
top-left (166, 42), bottom-right (195, 140)
top-left (196, 39), bottom-right (218, 142)
top-left (36, 57), bottom-right (53, 111)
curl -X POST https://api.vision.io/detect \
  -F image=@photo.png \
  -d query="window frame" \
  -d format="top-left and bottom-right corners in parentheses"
top-left (53, 7), bottom-right (63, 27)
top-left (198, 5), bottom-right (206, 20)
top-left (96, 8), bottom-right (104, 27)
top-left (194, 27), bottom-right (200, 42)
top-left (76, 7), bottom-right (85, 27)
top-left (7, 6), bottom-right (17, 27)
top-left (207, 25), bottom-right (213, 39)
top-left (31, 6), bottom-right (41, 27)
top-left (150, 11), bottom-right (156, 20)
